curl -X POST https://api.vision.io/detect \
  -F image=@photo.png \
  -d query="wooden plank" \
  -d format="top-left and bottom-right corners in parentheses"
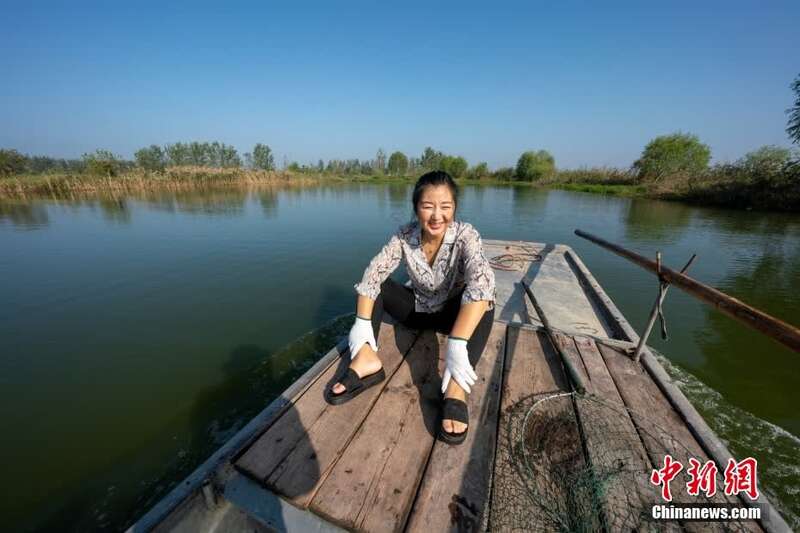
top-left (553, 332), bottom-right (667, 532)
top-left (234, 321), bottom-right (417, 507)
top-left (596, 341), bottom-right (762, 532)
top-left (404, 321), bottom-right (506, 533)
top-left (489, 326), bottom-right (587, 532)
top-left (566, 248), bottom-right (787, 532)
top-left (309, 329), bottom-right (441, 531)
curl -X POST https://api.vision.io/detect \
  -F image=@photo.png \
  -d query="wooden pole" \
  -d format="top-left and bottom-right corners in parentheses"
top-left (523, 280), bottom-right (587, 394)
top-left (575, 229), bottom-right (800, 353)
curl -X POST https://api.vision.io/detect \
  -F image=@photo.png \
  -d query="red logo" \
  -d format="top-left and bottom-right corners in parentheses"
top-left (650, 456), bottom-right (759, 502)
top-left (724, 457), bottom-right (759, 500)
top-left (650, 454), bottom-right (683, 502)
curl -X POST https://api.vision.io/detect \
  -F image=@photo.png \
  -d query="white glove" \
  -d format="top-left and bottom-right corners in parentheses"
top-left (348, 316), bottom-right (378, 360)
top-left (441, 337), bottom-right (478, 394)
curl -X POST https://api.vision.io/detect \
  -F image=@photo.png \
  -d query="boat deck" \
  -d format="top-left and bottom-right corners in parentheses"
top-left (221, 241), bottom-right (763, 532)
top-left (136, 240), bottom-right (787, 533)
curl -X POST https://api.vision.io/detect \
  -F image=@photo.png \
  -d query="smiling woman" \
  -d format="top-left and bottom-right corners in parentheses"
top-left (326, 171), bottom-right (497, 443)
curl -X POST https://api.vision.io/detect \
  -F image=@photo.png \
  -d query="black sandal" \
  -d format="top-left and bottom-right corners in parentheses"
top-left (324, 367), bottom-right (386, 405)
top-left (438, 397), bottom-right (469, 445)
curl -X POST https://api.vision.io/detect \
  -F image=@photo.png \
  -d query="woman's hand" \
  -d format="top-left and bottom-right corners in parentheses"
top-left (348, 316), bottom-right (378, 359)
top-left (442, 337), bottom-right (477, 394)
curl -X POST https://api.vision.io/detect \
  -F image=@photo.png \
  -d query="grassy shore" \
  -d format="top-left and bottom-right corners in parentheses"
top-left (2, 165), bottom-right (797, 212)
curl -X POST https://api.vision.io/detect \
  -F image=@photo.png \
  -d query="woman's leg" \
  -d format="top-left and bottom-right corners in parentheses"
top-left (435, 294), bottom-right (496, 368)
top-left (332, 279), bottom-right (415, 396)
top-left (369, 278), bottom-right (421, 341)
top-left (465, 306), bottom-right (495, 367)
top-left (436, 296), bottom-right (495, 435)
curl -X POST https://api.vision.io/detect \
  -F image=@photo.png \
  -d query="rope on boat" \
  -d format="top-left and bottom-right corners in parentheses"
top-left (488, 243), bottom-right (542, 271)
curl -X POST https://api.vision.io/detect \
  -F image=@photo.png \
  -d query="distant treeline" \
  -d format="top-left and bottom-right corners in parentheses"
top-left (2, 133), bottom-right (799, 209)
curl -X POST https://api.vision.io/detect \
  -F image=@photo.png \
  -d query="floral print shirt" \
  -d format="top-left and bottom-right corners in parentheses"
top-left (354, 220), bottom-right (496, 313)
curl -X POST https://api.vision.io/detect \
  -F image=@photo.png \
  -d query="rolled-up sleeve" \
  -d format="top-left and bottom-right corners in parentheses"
top-left (353, 231), bottom-right (403, 300)
top-left (461, 228), bottom-right (496, 310)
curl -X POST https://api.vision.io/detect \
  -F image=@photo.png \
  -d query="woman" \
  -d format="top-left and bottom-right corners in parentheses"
top-left (325, 170), bottom-right (496, 445)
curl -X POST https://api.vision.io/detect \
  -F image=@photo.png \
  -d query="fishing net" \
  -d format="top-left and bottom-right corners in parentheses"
top-left (490, 391), bottom-right (753, 532)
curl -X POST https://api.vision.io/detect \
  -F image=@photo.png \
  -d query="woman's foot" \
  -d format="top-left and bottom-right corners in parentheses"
top-left (442, 379), bottom-right (468, 434)
top-left (331, 344), bottom-right (383, 395)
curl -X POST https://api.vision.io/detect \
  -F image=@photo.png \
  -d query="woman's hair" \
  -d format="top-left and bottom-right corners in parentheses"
top-left (411, 170), bottom-right (459, 216)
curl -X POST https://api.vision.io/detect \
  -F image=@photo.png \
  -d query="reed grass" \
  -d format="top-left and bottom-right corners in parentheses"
top-left (0, 166), bottom-right (319, 199)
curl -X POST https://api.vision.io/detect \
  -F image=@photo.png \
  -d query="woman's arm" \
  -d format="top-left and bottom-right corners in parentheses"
top-left (457, 225), bottom-right (496, 327)
top-left (353, 231), bottom-right (403, 312)
top-left (356, 294), bottom-right (376, 319)
top-left (449, 300), bottom-right (489, 340)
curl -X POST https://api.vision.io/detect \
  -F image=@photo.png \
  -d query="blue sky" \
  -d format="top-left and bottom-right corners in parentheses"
top-left (1, 1), bottom-right (798, 169)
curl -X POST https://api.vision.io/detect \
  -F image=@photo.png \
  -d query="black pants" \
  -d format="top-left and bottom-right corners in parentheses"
top-left (369, 278), bottom-right (495, 368)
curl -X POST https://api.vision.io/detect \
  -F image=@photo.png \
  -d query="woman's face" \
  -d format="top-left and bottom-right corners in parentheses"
top-left (416, 184), bottom-right (455, 240)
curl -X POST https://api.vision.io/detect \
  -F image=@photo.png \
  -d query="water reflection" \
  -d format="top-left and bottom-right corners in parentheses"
top-left (258, 189), bottom-right (278, 219)
top-left (386, 183), bottom-right (409, 210)
top-left (99, 198), bottom-right (131, 224)
top-left (0, 202), bottom-right (50, 229)
top-left (510, 185), bottom-right (548, 222)
top-left (692, 207), bottom-right (800, 239)
top-left (696, 243), bottom-right (800, 428)
top-left (624, 198), bottom-right (693, 244)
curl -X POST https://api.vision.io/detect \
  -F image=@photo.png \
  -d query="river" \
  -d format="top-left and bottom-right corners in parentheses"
top-left (1, 183), bottom-right (798, 531)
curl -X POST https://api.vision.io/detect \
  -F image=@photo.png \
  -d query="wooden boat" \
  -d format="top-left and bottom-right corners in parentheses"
top-left (128, 240), bottom-right (791, 532)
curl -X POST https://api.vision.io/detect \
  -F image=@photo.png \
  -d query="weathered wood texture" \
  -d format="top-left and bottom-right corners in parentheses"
top-left (596, 341), bottom-right (762, 532)
top-left (489, 326), bottom-right (586, 532)
top-left (405, 321), bottom-right (507, 533)
top-left (553, 332), bottom-right (666, 532)
top-left (309, 330), bottom-right (441, 532)
top-left (234, 322), bottom-right (417, 507)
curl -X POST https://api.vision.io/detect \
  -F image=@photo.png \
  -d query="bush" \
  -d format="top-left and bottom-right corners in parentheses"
top-left (468, 162), bottom-right (490, 179)
top-left (135, 145), bottom-right (166, 172)
top-left (738, 145), bottom-right (792, 176)
top-left (515, 150), bottom-right (555, 181)
top-left (387, 151), bottom-right (408, 175)
top-left (83, 149), bottom-right (122, 177)
top-left (493, 167), bottom-right (515, 181)
top-left (0, 149), bottom-right (29, 176)
top-left (439, 155), bottom-right (468, 178)
top-left (633, 132), bottom-right (711, 182)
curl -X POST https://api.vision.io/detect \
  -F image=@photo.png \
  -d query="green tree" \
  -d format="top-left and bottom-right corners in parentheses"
top-left (387, 151), bottom-right (409, 175)
top-left (440, 155), bottom-right (468, 178)
top-left (419, 147), bottom-right (444, 170)
top-left (165, 143), bottom-right (190, 166)
top-left (0, 149), bottom-right (29, 176)
top-left (787, 73), bottom-right (800, 145)
top-left (252, 143), bottom-right (275, 170)
top-left (189, 142), bottom-right (209, 166)
top-left (493, 167), bottom-right (515, 181)
top-left (83, 149), bottom-right (122, 177)
top-left (739, 145), bottom-right (792, 176)
top-left (633, 133), bottom-right (711, 181)
top-left (134, 145), bottom-right (166, 172)
top-left (375, 148), bottom-right (386, 173)
top-left (468, 162), bottom-right (489, 179)
top-left (515, 150), bottom-right (555, 181)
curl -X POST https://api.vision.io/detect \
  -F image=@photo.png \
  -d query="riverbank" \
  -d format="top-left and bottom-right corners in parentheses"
top-left (0, 166), bottom-right (316, 198)
top-left (538, 165), bottom-right (800, 211)
top-left (2, 166), bottom-right (797, 212)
